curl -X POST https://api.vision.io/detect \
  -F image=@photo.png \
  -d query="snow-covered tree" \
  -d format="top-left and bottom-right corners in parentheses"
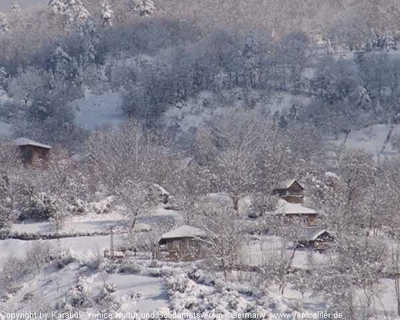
top-left (365, 29), bottom-right (378, 52)
top-left (351, 85), bottom-right (371, 109)
top-left (0, 12), bottom-right (10, 35)
top-left (0, 67), bottom-right (7, 89)
top-left (115, 180), bottom-right (157, 230)
top-left (47, 45), bottom-right (73, 78)
top-left (242, 31), bottom-right (259, 60)
top-left (64, 0), bottom-right (90, 28)
top-left (101, 0), bottom-right (114, 28)
top-left (312, 237), bottom-right (387, 318)
top-left (379, 30), bottom-right (396, 52)
top-left (390, 243), bottom-right (400, 317)
top-left (48, 0), bottom-right (66, 15)
top-left (242, 31), bottom-right (259, 87)
top-left (0, 141), bottom-right (21, 229)
top-left (193, 204), bottom-right (246, 280)
top-left (80, 18), bottom-right (100, 69)
top-left (130, 0), bottom-right (155, 17)
top-left (11, 0), bottom-right (22, 13)
top-left (326, 38), bottom-right (334, 55)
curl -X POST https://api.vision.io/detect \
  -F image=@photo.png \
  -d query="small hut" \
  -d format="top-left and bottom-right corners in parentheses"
top-left (157, 225), bottom-right (206, 261)
top-left (14, 138), bottom-right (51, 167)
top-left (297, 228), bottom-right (334, 252)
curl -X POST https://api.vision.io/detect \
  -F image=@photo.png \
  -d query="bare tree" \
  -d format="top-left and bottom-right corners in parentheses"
top-left (193, 204), bottom-right (246, 280)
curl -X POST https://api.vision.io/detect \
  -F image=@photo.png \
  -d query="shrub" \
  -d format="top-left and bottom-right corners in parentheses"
top-left (118, 259), bottom-right (142, 275)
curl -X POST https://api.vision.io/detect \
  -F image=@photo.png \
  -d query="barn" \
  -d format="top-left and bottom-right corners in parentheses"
top-left (157, 225), bottom-right (206, 261)
top-left (14, 137), bottom-right (51, 167)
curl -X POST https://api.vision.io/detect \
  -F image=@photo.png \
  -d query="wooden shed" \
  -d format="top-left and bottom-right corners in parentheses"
top-left (157, 225), bottom-right (206, 261)
top-left (273, 179), bottom-right (305, 204)
top-left (14, 138), bottom-right (51, 167)
top-left (275, 199), bottom-right (318, 226)
top-left (297, 228), bottom-right (334, 252)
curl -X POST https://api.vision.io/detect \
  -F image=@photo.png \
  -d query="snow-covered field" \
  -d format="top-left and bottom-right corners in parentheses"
top-left (0, 235), bottom-right (124, 269)
top-left (243, 236), bottom-right (328, 269)
top-left (163, 90), bottom-right (310, 138)
top-left (2, 219), bottom-right (400, 317)
top-left (72, 91), bottom-right (124, 130)
top-left (0, 261), bottom-right (169, 314)
top-left (332, 124), bottom-right (400, 157)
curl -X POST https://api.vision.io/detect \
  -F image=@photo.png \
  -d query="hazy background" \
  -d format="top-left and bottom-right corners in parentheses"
top-left (0, 0), bottom-right (45, 12)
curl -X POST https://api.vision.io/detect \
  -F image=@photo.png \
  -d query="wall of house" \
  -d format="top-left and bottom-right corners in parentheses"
top-left (284, 213), bottom-right (318, 226)
top-left (19, 146), bottom-right (50, 167)
top-left (285, 183), bottom-right (304, 203)
top-left (274, 182), bottom-right (305, 203)
top-left (159, 237), bottom-right (204, 261)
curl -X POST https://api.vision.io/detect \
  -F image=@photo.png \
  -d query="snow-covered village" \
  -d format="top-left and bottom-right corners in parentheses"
top-left (3, 0), bottom-right (400, 319)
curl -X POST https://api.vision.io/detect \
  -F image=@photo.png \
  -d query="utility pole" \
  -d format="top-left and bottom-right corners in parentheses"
top-left (110, 226), bottom-right (114, 259)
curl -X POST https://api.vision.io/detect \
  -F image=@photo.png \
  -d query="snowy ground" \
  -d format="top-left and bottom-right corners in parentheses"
top-left (163, 90), bottom-right (309, 138)
top-left (332, 124), bottom-right (400, 157)
top-left (243, 236), bottom-right (328, 269)
top-left (0, 262), bottom-right (169, 314)
top-left (0, 121), bottom-right (12, 137)
top-left (0, 235), bottom-right (124, 269)
top-left (1, 230), bottom-right (400, 317)
top-left (10, 207), bottom-right (182, 237)
top-left (72, 91), bottom-right (124, 130)
top-left (11, 219), bottom-right (129, 235)
top-left (68, 88), bottom-right (400, 159)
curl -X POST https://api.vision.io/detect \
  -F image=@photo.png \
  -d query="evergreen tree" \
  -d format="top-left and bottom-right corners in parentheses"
top-left (365, 29), bottom-right (378, 52)
top-left (242, 32), bottom-right (259, 87)
top-left (48, 0), bottom-right (66, 15)
top-left (64, 0), bottom-right (90, 27)
top-left (0, 67), bottom-right (7, 90)
top-left (83, 17), bottom-right (97, 37)
top-left (81, 18), bottom-right (100, 67)
top-left (0, 12), bottom-right (10, 35)
top-left (48, 44), bottom-right (73, 78)
top-left (242, 31), bottom-right (259, 59)
top-left (379, 30), bottom-right (396, 52)
top-left (101, 0), bottom-right (114, 28)
top-left (131, 0), bottom-right (155, 17)
top-left (351, 85), bottom-right (371, 109)
top-left (11, 0), bottom-right (22, 13)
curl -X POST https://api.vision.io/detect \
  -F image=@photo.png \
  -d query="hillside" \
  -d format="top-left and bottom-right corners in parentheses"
top-left (2, 1), bottom-right (400, 319)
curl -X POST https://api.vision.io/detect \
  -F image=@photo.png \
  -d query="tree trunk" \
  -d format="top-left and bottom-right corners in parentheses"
top-left (232, 194), bottom-right (239, 213)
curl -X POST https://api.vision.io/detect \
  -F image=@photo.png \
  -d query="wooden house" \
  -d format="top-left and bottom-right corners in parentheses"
top-left (297, 228), bottom-right (334, 252)
top-left (273, 179), bottom-right (305, 204)
top-left (275, 199), bottom-right (318, 226)
top-left (14, 138), bottom-right (51, 167)
top-left (157, 225), bottom-right (206, 261)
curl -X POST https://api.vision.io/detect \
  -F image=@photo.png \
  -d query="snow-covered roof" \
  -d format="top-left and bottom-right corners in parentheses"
top-left (275, 179), bottom-right (304, 190)
top-left (200, 193), bottom-right (232, 204)
top-left (298, 228), bottom-right (330, 242)
top-left (160, 225), bottom-right (205, 240)
top-left (275, 199), bottom-right (316, 215)
top-left (14, 138), bottom-right (51, 149)
top-left (154, 183), bottom-right (170, 196)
